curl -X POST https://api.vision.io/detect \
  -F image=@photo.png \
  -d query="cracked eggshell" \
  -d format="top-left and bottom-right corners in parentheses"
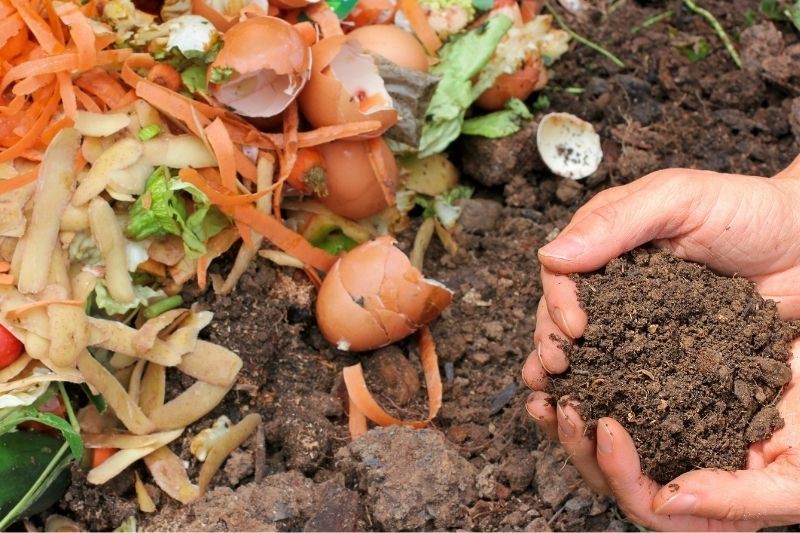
top-left (209, 17), bottom-right (311, 118)
top-left (316, 138), bottom-right (397, 220)
top-left (536, 112), bottom-right (602, 180)
top-left (315, 236), bottom-right (452, 352)
top-left (346, 25), bottom-right (428, 72)
top-left (298, 36), bottom-right (398, 137)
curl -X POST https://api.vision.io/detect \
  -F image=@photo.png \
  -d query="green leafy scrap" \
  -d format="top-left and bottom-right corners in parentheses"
top-left (678, 37), bottom-right (711, 62)
top-left (461, 98), bottom-right (532, 138)
top-left (209, 66), bottom-right (235, 84)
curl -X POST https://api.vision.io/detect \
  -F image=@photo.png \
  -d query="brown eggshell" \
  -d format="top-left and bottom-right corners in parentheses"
top-left (316, 138), bottom-right (397, 220)
top-left (209, 17), bottom-right (311, 118)
top-left (315, 236), bottom-right (452, 352)
top-left (347, 25), bottom-right (428, 72)
top-left (476, 54), bottom-right (545, 111)
top-left (316, 259), bottom-right (390, 351)
top-left (298, 36), bottom-right (397, 136)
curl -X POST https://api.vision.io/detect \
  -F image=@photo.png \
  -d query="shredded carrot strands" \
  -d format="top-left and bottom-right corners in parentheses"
top-left (196, 227), bottom-right (240, 290)
top-left (56, 1), bottom-right (96, 71)
top-left (6, 299), bottom-right (84, 320)
top-left (235, 220), bottom-right (254, 251)
top-left (41, 116), bottom-right (73, 145)
top-left (191, 0), bottom-right (236, 31)
top-left (74, 85), bottom-right (101, 112)
top-left (305, 2), bottom-right (344, 37)
top-left (75, 67), bottom-right (128, 108)
top-left (205, 119), bottom-right (238, 193)
top-left (274, 101), bottom-right (300, 220)
top-left (110, 89), bottom-right (137, 110)
top-left (43, 0), bottom-right (65, 45)
top-left (0, 48), bottom-right (130, 93)
top-left (348, 398), bottom-right (368, 438)
top-left (10, 0), bottom-right (61, 54)
top-left (136, 80), bottom-right (210, 137)
top-left (398, 0), bottom-right (441, 54)
top-left (0, 89), bottom-right (59, 164)
top-left (234, 149), bottom-right (257, 183)
top-left (343, 326), bottom-right (442, 431)
top-left (56, 71), bottom-right (77, 119)
top-left (232, 205), bottom-right (336, 272)
top-left (12, 73), bottom-right (53, 95)
top-left (146, 63), bottom-right (181, 92)
top-left (0, 14), bottom-right (24, 49)
top-left (178, 168), bottom-right (269, 206)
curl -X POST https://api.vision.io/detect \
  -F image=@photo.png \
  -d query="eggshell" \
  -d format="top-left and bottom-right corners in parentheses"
top-left (298, 36), bottom-right (397, 136)
top-left (316, 138), bottom-right (397, 220)
top-left (347, 25), bottom-right (428, 72)
top-left (537, 112), bottom-right (603, 180)
top-left (315, 236), bottom-right (452, 352)
top-left (209, 17), bottom-right (311, 118)
top-left (476, 54), bottom-right (546, 111)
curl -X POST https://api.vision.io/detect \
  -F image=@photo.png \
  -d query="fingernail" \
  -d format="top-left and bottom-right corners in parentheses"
top-left (536, 341), bottom-right (554, 374)
top-left (525, 393), bottom-right (542, 420)
top-left (597, 421), bottom-right (613, 455)
top-left (655, 493), bottom-right (698, 515)
top-left (554, 308), bottom-right (578, 339)
top-left (521, 365), bottom-right (534, 390)
top-left (539, 236), bottom-right (586, 262)
top-left (557, 402), bottom-right (576, 437)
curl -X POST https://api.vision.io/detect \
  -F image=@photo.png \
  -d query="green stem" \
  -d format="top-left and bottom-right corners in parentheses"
top-left (682, 0), bottom-right (742, 68)
top-left (57, 382), bottom-right (80, 433)
top-left (545, 3), bottom-right (626, 69)
top-left (143, 294), bottom-right (184, 319)
top-left (0, 442), bottom-right (70, 531)
top-left (631, 10), bottom-right (674, 33)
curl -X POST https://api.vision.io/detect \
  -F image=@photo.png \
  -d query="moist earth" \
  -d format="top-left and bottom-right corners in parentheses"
top-left (549, 248), bottom-right (794, 485)
top-left (45, 0), bottom-right (800, 531)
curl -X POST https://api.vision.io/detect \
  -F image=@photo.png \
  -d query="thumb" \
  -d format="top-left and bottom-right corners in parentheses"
top-left (652, 455), bottom-right (800, 523)
top-left (538, 170), bottom-right (709, 274)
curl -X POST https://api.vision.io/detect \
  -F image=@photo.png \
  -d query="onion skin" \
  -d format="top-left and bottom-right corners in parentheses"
top-left (316, 236), bottom-right (452, 351)
top-left (347, 25), bottom-right (428, 72)
top-left (476, 54), bottom-right (546, 111)
top-left (316, 138), bottom-right (397, 220)
top-left (209, 17), bottom-right (311, 118)
top-left (298, 36), bottom-right (397, 137)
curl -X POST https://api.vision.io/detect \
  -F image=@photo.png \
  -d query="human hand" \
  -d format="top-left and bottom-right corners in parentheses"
top-left (522, 159), bottom-right (800, 529)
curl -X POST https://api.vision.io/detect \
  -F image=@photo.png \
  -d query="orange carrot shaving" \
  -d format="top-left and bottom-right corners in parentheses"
top-left (43, 0), bottom-right (66, 46)
top-left (146, 63), bottom-right (181, 92)
top-left (136, 80), bottom-right (211, 138)
top-left (348, 398), bottom-right (368, 438)
top-left (191, 0), bottom-right (236, 31)
top-left (305, 2), bottom-right (344, 37)
top-left (232, 205), bottom-right (336, 272)
top-left (367, 137), bottom-right (395, 206)
top-left (235, 220), bottom-right (254, 251)
top-left (92, 447), bottom-right (117, 468)
top-left (196, 227), bottom-right (240, 290)
top-left (12, 73), bottom-right (54, 95)
top-left (137, 258), bottom-right (167, 278)
top-left (343, 326), bottom-right (442, 432)
top-left (0, 48), bottom-right (130, 93)
top-left (0, 166), bottom-right (37, 194)
top-left (56, 71), bottom-right (77, 119)
top-left (0, 14), bottom-right (24, 49)
top-left (205, 119), bottom-right (238, 193)
top-left (398, 0), bottom-right (441, 54)
top-left (40, 115), bottom-right (73, 145)
top-left (6, 299), bottom-right (83, 320)
top-left (75, 67), bottom-right (128, 108)
top-left (0, 89), bottom-right (58, 164)
top-left (233, 148), bottom-right (258, 183)
top-left (274, 101), bottom-right (300, 219)
top-left (0, 274), bottom-right (13, 285)
top-left (178, 168), bottom-right (269, 206)
top-left (10, 0), bottom-right (62, 54)
top-left (303, 265), bottom-right (322, 288)
top-left (286, 147), bottom-right (326, 194)
top-left (56, 1), bottom-right (97, 71)
top-left (110, 89), bottom-right (137, 110)
top-left (73, 85), bottom-right (101, 112)
top-left (519, 0), bottom-right (543, 22)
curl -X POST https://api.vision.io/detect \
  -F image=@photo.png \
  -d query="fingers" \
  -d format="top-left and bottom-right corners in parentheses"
top-left (525, 391), bottom-right (558, 440)
top-left (538, 170), bottom-right (708, 274)
top-left (557, 400), bottom-right (610, 494)
top-left (594, 418), bottom-right (740, 531)
top-left (753, 266), bottom-right (800, 320)
top-left (651, 457), bottom-right (800, 525)
top-left (541, 266), bottom-right (587, 341)
top-left (530, 296), bottom-right (571, 377)
top-left (772, 153), bottom-right (800, 180)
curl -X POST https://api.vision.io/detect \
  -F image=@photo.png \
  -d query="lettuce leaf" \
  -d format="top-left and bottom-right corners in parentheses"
top-left (461, 97), bottom-right (533, 138)
top-left (94, 280), bottom-right (165, 316)
top-left (127, 167), bottom-right (230, 258)
top-left (417, 15), bottom-right (513, 157)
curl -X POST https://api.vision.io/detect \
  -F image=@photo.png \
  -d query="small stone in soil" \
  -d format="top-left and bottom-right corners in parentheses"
top-left (549, 248), bottom-right (794, 484)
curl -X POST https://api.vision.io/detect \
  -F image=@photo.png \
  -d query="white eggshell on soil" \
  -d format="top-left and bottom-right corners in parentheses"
top-left (536, 112), bottom-right (603, 180)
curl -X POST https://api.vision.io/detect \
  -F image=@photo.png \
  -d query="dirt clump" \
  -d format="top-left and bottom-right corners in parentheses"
top-left (550, 248), bottom-right (794, 485)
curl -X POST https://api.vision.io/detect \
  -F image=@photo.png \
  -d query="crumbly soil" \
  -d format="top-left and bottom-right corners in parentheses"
top-left (43, 0), bottom-right (800, 531)
top-left (550, 248), bottom-right (794, 485)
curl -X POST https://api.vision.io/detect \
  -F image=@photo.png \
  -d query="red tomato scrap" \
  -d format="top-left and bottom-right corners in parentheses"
top-left (0, 324), bottom-right (23, 369)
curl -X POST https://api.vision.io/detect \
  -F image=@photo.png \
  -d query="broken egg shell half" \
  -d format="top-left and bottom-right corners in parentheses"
top-left (298, 36), bottom-right (398, 137)
top-left (536, 112), bottom-right (603, 180)
top-left (316, 137), bottom-right (397, 220)
top-left (476, 54), bottom-right (547, 111)
top-left (208, 17), bottom-right (311, 118)
top-left (316, 236), bottom-right (453, 352)
top-left (346, 25), bottom-right (428, 73)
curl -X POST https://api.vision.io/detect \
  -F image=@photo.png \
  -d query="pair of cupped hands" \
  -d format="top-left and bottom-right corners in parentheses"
top-left (523, 159), bottom-right (800, 530)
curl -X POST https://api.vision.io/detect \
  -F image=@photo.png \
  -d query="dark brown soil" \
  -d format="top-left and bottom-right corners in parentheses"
top-left (549, 248), bottom-right (794, 485)
top-left (48, 0), bottom-right (800, 531)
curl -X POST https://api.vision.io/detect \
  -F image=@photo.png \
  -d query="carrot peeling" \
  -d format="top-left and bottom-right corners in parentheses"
top-left (398, 0), bottom-right (441, 54)
top-left (205, 119), bottom-right (238, 193)
top-left (56, 1), bottom-right (97, 71)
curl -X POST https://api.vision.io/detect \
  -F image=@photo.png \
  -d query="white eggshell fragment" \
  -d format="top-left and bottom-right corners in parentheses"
top-left (536, 112), bottom-right (603, 180)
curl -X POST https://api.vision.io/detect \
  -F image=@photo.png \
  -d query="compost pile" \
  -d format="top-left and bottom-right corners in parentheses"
top-left (550, 248), bottom-right (794, 484)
